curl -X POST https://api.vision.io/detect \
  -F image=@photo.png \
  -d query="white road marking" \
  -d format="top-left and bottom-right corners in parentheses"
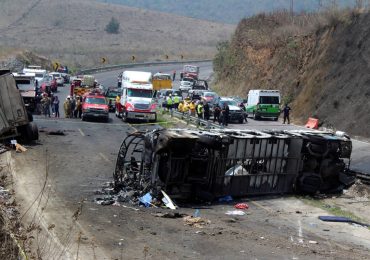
top-left (297, 219), bottom-right (303, 243)
top-left (250, 200), bottom-right (350, 250)
top-left (99, 153), bottom-right (110, 162)
top-left (78, 128), bottom-right (85, 136)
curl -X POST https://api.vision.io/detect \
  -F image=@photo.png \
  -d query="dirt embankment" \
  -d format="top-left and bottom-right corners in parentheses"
top-left (214, 10), bottom-right (370, 138)
top-left (0, 48), bottom-right (52, 72)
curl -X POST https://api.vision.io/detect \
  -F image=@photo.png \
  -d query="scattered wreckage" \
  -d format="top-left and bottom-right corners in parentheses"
top-left (113, 128), bottom-right (354, 202)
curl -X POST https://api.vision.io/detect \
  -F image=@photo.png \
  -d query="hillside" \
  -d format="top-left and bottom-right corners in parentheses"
top-left (101, 0), bottom-right (361, 24)
top-left (213, 9), bottom-right (370, 138)
top-left (0, 0), bottom-right (234, 68)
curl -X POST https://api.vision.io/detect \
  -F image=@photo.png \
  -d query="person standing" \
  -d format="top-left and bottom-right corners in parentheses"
top-left (197, 102), bottom-right (204, 119)
top-left (166, 94), bottom-right (173, 111)
top-left (41, 94), bottom-right (51, 118)
top-left (222, 102), bottom-right (230, 126)
top-left (53, 96), bottom-right (60, 118)
top-left (189, 101), bottom-right (196, 116)
top-left (172, 70), bottom-right (176, 81)
top-left (173, 93), bottom-right (180, 110)
top-left (50, 93), bottom-right (55, 115)
top-left (70, 96), bottom-right (76, 118)
top-left (213, 103), bottom-right (221, 123)
top-left (77, 96), bottom-right (83, 118)
top-left (283, 104), bottom-right (291, 124)
top-left (203, 102), bottom-right (210, 121)
top-left (64, 96), bottom-right (72, 118)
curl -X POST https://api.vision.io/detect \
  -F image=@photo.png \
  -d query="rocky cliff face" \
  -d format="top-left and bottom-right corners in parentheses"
top-left (213, 10), bottom-right (370, 138)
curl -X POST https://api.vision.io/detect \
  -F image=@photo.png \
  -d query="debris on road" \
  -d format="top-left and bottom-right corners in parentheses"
top-left (234, 203), bottom-right (249, 209)
top-left (183, 216), bottom-right (211, 228)
top-left (152, 212), bottom-right (187, 218)
top-left (225, 210), bottom-right (246, 216)
top-left (161, 190), bottom-right (177, 209)
top-left (15, 143), bottom-right (27, 153)
top-left (218, 195), bottom-right (233, 202)
top-left (0, 145), bottom-right (8, 155)
top-left (318, 216), bottom-right (369, 227)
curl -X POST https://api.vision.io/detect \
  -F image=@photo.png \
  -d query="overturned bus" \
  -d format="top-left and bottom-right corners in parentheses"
top-left (114, 128), bottom-right (353, 200)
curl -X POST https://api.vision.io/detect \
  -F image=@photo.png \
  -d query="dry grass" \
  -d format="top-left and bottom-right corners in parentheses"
top-left (0, 0), bottom-right (234, 68)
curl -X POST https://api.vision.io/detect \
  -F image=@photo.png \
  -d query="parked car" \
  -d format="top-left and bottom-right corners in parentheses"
top-left (179, 77), bottom-right (195, 92)
top-left (81, 93), bottom-right (109, 122)
top-left (213, 97), bottom-right (245, 124)
top-left (192, 80), bottom-right (208, 90)
top-left (201, 91), bottom-right (218, 104)
top-left (40, 75), bottom-right (57, 93)
top-left (49, 72), bottom-right (64, 86)
top-left (188, 89), bottom-right (204, 101)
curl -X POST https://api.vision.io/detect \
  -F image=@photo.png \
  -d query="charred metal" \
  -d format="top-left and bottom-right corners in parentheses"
top-left (114, 129), bottom-right (354, 200)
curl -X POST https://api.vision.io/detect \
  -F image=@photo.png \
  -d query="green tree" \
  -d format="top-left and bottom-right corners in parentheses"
top-left (105, 17), bottom-right (120, 34)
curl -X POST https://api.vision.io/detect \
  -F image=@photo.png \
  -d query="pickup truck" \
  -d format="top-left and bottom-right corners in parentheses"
top-left (81, 93), bottom-right (109, 122)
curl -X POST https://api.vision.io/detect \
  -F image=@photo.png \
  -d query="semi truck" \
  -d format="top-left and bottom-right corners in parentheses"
top-left (246, 89), bottom-right (281, 120)
top-left (0, 70), bottom-right (38, 142)
top-left (116, 71), bottom-right (157, 122)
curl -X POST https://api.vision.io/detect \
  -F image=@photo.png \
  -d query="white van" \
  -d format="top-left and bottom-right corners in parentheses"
top-left (246, 89), bottom-right (281, 120)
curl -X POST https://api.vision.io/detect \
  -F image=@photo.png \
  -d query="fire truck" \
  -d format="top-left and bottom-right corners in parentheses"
top-left (70, 75), bottom-right (96, 97)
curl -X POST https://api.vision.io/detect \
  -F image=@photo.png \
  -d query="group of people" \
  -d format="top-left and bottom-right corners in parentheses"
top-left (36, 93), bottom-right (60, 118)
top-left (176, 98), bottom-right (230, 126)
top-left (63, 95), bottom-right (83, 119)
top-left (35, 92), bottom-right (83, 119)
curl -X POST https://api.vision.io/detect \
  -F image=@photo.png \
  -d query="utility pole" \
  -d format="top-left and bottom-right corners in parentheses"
top-left (290, 0), bottom-right (294, 16)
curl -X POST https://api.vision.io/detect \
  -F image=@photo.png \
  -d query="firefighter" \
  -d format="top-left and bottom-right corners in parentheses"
top-left (189, 101), bottom-right (196, 116)
top-left (178, 101), bottom-right (184, 113)
top-left (64, 96), bottom-right (72, 118)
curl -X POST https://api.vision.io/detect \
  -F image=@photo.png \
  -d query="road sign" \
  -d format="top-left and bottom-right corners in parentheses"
top-left (101, 57), bottom-right (107, 64)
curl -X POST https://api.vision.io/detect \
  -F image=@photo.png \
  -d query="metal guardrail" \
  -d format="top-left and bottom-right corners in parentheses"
top-left (77, 59), bottom-right (212, 75)
top-left (170, 110), bottom-right (222, 129)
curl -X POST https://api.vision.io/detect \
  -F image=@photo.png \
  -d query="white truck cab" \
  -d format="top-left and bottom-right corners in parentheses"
top-left (23, 67), bottom-right (48, 86)
top-left (117, 71), bottom-right (156, 122)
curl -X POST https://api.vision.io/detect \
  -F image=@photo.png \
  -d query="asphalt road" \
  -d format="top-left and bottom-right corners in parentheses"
top-left (94, 61), bottom-right (369, 175)
top-left (14, 62), bottom-right (370, 259)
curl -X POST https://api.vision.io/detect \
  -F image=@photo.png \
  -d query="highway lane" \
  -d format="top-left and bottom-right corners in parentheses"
top-left (92, 62), bottom-right (370, 175)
